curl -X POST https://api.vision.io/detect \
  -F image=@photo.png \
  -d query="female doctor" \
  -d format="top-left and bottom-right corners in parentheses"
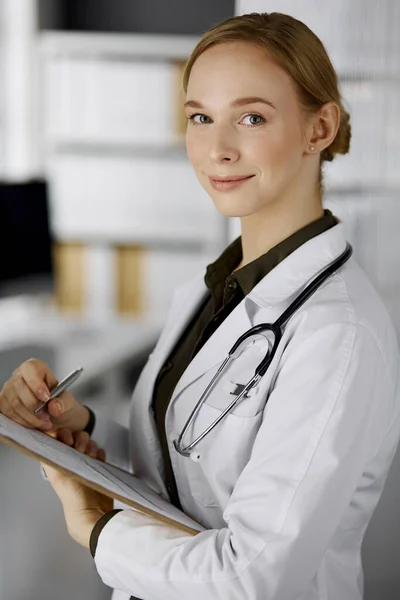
top-left (1, 11), bottom-right (400, 600)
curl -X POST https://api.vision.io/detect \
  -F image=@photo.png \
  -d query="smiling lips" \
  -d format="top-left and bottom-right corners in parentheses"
top-left (209, 175), bottom-right (255, 191)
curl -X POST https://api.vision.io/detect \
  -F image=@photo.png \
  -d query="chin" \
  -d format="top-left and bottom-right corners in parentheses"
top-left (209, 193), bottom-right (264, 219)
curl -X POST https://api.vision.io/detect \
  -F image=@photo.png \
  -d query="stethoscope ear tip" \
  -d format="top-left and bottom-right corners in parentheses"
top-left (190, 452), bottom-right (201, 462)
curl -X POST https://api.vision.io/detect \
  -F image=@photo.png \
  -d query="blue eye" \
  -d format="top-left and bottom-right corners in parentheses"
top-left (242, 114), bottom-right (265, 126)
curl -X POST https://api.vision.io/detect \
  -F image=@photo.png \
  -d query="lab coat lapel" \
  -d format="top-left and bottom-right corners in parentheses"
top-left (152, 272), bottom-right (208, 373)
top-left (129, 271), bottom-right (209, 495)
top-left (247, 222), bottom-right (348, 307)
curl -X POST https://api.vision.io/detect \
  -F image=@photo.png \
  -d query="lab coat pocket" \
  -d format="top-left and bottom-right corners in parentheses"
top-left (203, 381), bottom-right (266, 417)
top-left (182, 401), bottom-right (264, 508)
top-left (202, 344), bottom-right (273, 418)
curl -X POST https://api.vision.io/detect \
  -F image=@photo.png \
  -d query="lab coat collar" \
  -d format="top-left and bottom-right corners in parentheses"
top-left (247, 222), bottom-right (348, 308)
top-left (169, 222), bottom-right (348, 404)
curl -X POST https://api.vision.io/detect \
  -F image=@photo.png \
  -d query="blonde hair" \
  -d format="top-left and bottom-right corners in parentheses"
top-left (183, 12), bottom-right (351, 191)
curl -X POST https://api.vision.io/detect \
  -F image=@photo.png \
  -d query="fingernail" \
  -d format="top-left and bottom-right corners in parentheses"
top-left (38, 389), bottom-right (50, 402)
top-left (53, 400), bottom-right (62, 412)
top-left (42, 421), bottom-right (53, 430)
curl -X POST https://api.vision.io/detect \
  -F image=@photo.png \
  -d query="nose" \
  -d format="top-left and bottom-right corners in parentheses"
top-left (208, 125), bottom-right (240, 164)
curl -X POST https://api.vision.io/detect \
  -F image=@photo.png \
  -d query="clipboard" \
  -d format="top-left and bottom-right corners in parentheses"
top-left (0, 414), bottom-right (202, 536)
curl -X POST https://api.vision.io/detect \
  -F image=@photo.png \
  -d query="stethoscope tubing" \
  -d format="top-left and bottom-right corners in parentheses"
top-left (174, 243), bottom-right (353, 458)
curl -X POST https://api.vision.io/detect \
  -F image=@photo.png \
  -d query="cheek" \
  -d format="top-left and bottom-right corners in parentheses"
top-left (254, 125), bottom-right (303, 172)
top-left (186, 130), bottom-right (203, 170)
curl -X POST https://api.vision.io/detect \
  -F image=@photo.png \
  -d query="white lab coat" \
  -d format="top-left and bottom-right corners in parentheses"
top-left (91, 222), bottom-right (400, 600)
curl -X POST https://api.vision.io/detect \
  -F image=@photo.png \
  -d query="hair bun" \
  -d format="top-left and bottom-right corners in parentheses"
top-left (323, 108), bottom-right (351, 162)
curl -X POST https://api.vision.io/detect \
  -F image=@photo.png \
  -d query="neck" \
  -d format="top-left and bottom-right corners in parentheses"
top-left (238, 191), bottom-right (323, 268)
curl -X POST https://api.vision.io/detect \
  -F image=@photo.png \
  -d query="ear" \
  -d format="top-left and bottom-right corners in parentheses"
top-left (307, 102), bottom-right (340, 154)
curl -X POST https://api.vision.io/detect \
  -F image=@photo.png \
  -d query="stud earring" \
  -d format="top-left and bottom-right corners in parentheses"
top-left (309, 145), bottom-right (315, 152)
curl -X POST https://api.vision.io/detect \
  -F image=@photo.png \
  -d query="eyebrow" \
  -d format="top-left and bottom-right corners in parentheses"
top-left (184, 96), bottom-right (276, 110)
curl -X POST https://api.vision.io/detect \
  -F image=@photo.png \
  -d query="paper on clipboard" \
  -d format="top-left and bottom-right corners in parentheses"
top-left (0, 414), bottom-right (203, 535)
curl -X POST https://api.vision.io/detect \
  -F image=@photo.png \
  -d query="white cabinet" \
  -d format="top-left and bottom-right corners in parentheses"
top-left (43, 58), bottom-right (180, 146)
top-left (39, 32), bottom-right (225, 251)
top-left (47, 153), bottom-right (218, 245)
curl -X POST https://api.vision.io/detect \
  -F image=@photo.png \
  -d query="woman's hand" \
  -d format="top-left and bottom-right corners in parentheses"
top-left (55, 428), bottom-right (106, 461)
top-left (0, 358), bottom-right (90, 432)
top-left (43, 430), bottom-right (112, 548)
top-left (43, 464), bottom-right (113, 548)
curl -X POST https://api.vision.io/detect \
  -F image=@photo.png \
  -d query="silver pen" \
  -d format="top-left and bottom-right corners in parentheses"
top-left (32, 367), bottom-right (84, 414)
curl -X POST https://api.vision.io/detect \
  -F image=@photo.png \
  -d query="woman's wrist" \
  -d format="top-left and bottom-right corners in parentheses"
top-left (89, 509), bottom-right (123, 557)
top-left (72, 404), bottom-right (91, 432)
top-left (82, 406), bottom-right (96, 435)
top-left (63, 507), bottom-right (106, 549)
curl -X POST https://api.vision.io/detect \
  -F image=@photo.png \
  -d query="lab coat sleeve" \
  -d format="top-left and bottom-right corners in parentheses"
top-left (89, 408), bottom-right (130, 472)
top-left (92, 321), bottom-right (398, 600)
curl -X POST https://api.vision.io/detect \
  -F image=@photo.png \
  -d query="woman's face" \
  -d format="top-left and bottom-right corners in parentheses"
top-left (185, 42), bottom-right (312, 218)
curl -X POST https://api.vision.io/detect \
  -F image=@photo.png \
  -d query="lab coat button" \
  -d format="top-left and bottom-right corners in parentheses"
top-left (160, 361), bottom-right (173, 374)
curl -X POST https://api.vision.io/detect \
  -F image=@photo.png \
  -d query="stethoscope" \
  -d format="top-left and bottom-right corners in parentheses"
top-left (173, 243), bottom-right (353, 461)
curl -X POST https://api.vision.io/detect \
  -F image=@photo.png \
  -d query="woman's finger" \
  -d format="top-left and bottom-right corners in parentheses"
top-left (56, 429), bottom-right (106, 461)
top-left (85, 440), bottom-right (97, 458)
top-left (84, 439), bottom-right (107, 461)
top-left (14, 361), bottom-right (53, 403)
top-left (73, 431), bottom-right (90, 453)
top-left (1, 389), bottom-right (53, 430)
top-left (13, 375), bottom-right (51, 420)
top-left (57, 428), bottom-right (74, 446)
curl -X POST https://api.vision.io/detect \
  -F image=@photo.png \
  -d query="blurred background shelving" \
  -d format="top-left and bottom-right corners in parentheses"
top-left (0, 1), bottom-right (233, 326)
top-left (38, 29), bottom-right (228, 322)
top-left (38, 30), bottom-right (227, 321)
top-left (0, 3), bottom-right (235, 600)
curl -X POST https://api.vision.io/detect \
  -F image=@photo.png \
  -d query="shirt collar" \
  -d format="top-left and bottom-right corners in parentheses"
top-left (204, 209), bottom-right (338, 302)
top-left (204, 236), bottom-right (242, 306)
top-left (235, 209), bottom-right (338, 296)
